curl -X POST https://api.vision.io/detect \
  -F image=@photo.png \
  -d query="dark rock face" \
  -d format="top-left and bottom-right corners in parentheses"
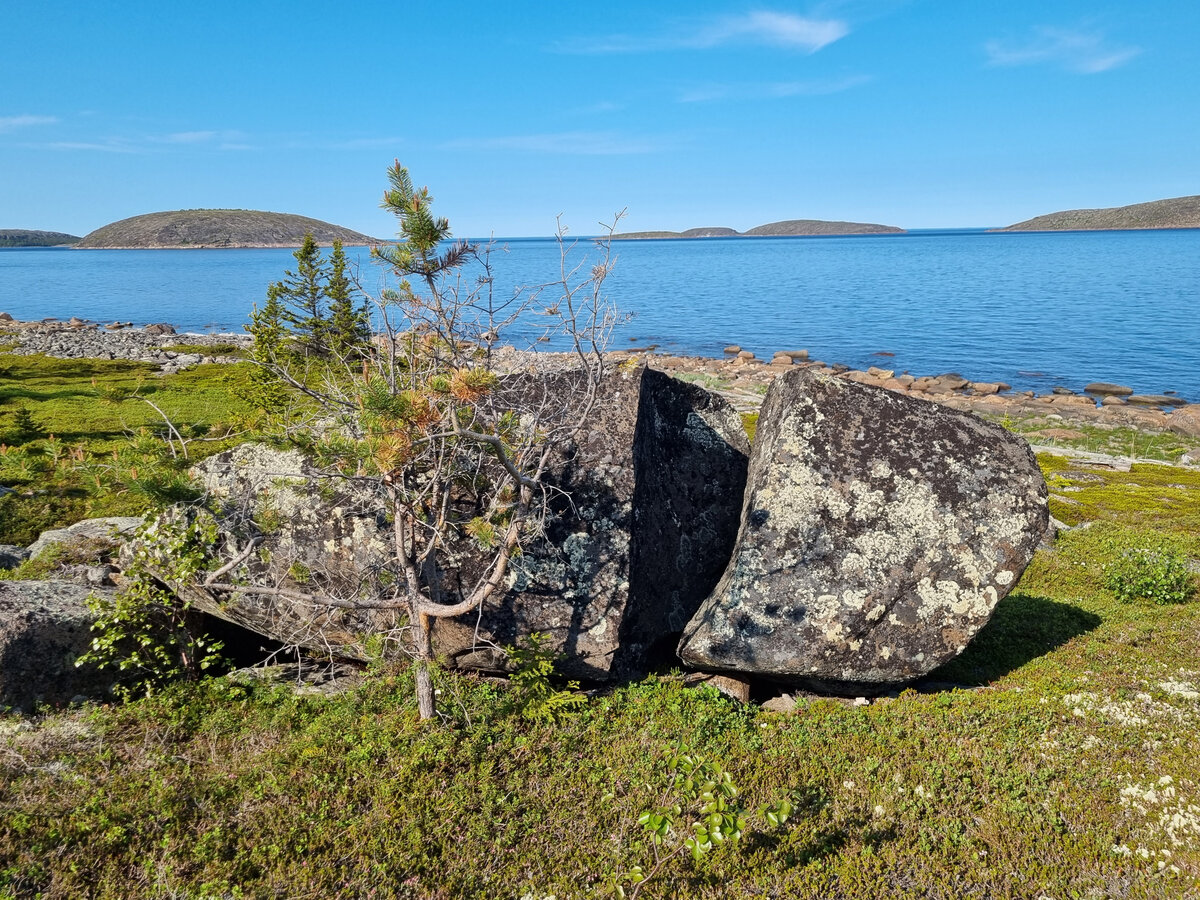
top-left (185, 367), bottom-right (750, 680)
top-left (429, 366), bottom-right (751, 679)
top-left (678, 368), bottom-right (1048, 687)
top-left (0, 581), bottom-right (113, 709)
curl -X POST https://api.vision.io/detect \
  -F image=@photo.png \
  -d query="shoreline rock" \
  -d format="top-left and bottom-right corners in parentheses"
top-left (2, 316), bottom-right (1197, 436)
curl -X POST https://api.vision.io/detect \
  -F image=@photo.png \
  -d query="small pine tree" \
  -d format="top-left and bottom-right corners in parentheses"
top-left (326, 239), bottom-right (371, 359)
top-left (279, 232), bottom-right (330, 356)
top-left (242, 282), bottom-right (292, 418)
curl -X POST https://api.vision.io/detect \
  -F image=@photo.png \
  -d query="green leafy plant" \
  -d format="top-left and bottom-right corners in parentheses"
top-left (1102, 532), bottom-right (1195, 604)
top-left (505, 632), bottom-right (587, 724)
top-left (612, 743), bottom-right (795, 898)
top-left (78, 510), bottom-right (228, 697)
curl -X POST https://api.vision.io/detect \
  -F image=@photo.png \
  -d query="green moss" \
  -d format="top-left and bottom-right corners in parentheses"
top-left (1038, 455), bottom-right (1200, 535)
top-left (741, 412), bottom-right (758, 443)
top-left (161, 343), bottom-right (247, 358)
top-left (0, 353), bottom-right (258, 542)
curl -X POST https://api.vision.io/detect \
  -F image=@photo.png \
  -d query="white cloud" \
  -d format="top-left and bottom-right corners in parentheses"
top-left (0, 115), bottom-right (58, 133)
top-left (559, 11), bottom-right (848, 54)
top-left (43, 140), bottom-right (140, 154)
top-left (443, 131), bottom-right (666, 155)
top-left (160, 130), bottom-right (220, 144)
top-left (985, 27), bottom-right (1140, 74)
top-left (679, 74), bottom-right (870, 103)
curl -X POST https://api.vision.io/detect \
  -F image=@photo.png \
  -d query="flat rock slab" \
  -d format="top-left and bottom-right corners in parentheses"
top-left (0, 580), bottom-right (113, 710)
top-left (679, 368), bottom-right (1048, 688)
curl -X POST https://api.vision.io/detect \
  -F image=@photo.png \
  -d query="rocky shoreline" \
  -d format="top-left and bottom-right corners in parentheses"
top-left (3, 313), bottom-right (1198, 446)
top-left (0, 313), bottom-right (251, 374)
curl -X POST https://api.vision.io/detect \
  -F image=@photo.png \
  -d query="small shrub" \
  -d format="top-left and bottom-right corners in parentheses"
top-left (1103, 536), bottom-right (1195, 604)
top-left (505, 633), bottom-right (587, 724)
top-left (78, 509), bottom-right (228, 696)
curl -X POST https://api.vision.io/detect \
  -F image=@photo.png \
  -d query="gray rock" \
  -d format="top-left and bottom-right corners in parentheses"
top-left (678, 367), bottom-right (1048, 688)
top-left (27, 516), bottom-right (144, 561)
top-left (1126, 394), bottom-right (1188, 408)
top-left (176, 367), bottom-right (751, 680)
top-left (0, 545), bottom-right (29, 570)
top-left (1084, 382), bottom-right (1134, 396)
top-left (0, 580), bottom-right (113, 710)
top-left (760, 693), bottom-right (798, 713)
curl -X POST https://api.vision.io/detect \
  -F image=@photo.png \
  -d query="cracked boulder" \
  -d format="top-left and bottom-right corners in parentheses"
top-left (182, 366), bottom-right (750, 680)
top-left (678, 367), bottom-right (1048, 688)
top-left (0, 580), bottom-right (114, 710)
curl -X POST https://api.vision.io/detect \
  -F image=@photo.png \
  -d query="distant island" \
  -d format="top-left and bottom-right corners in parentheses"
top-left (75, 210), bottom-right (377, 249)
top-left (0, 229), bottom-right (82, 248)
top-left (998, 195), bottom-right (1200, 232)
top-left (611, 219), bottom-right (904, 239)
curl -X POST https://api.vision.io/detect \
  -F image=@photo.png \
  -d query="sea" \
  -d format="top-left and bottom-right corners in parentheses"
top-left (2, 228), bottom-right (1198, 402)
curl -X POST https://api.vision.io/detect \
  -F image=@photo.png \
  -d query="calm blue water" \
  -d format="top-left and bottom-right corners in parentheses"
top-left (2, 229), bottom-right (1198, 401)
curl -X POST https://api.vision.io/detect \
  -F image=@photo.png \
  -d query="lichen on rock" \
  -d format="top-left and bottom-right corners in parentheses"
top-left (678, 367), bottom-right (1048, 688)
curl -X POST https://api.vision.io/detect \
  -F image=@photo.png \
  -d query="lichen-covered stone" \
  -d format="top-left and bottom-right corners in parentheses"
top-left (432, 367), bottom-right (750, 679)
top-left (678, 367), bottom-right (1048, 687)
top-left (181, 367), bottom-right (750, 680)
top-left (0, 580), bottom-right (114, 709)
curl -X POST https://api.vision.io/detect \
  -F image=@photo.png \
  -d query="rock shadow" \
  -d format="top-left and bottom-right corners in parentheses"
top-left (924, 593), bottom-right (1101, 686)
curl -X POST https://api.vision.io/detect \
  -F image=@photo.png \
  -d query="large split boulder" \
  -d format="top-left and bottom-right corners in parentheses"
top-left (181, 366), bottom-right (750, 680)
top-left (0, 580), bottom-right (113, 710)
top-left (678, 368), bottom-right (1048, 688)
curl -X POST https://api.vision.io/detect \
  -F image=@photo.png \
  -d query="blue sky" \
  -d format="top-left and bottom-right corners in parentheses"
top-left (3, 0), bottom-right (1198, 237)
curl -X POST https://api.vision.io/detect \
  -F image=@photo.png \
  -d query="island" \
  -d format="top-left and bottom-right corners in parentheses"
top-left (611, 218), bottom-right (904, 239)
top-left (997, 194), bottom-right (1200, 232)
top-left (0, 229), bottom-right (82, 247)
top-left (75, 210), bottom-right (377, 249)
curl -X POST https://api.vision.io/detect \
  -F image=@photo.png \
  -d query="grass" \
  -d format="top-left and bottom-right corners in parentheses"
top-left (161, 343), bottom-right (248, 358)
top-left (0, 353), bottom-right (256, 544)
top-left (2, 368), bottom-right (1200, 897)
top-left (986, 411), bottom-right (1200, 464)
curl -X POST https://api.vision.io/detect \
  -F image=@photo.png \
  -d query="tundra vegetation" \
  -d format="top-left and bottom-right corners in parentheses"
top-left (2, 181), bottom-right (1200, 897)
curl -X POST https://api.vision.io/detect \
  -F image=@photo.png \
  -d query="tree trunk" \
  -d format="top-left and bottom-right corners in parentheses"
top-left (412, 608), bottom-right (437, 720)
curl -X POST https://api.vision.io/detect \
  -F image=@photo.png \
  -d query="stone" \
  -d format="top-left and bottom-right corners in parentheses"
top-left (0, 545), bottom-right (29, 570)
top-left (780, 349), bottom-right (809, 361)
top-left (1051, 386), bottom-right (1075, 395)
top-left (143, 323), bottom-right (176, 335)
top-left (678, 368), bottom-right (1048, 689)
top-left (0, 312), bottom-right (13, 322)
top-left (0, 580), bottom-right (114, 710)
top-left (1101, 395), bottom-right (1127, 406)
top-left (736, 350), bottom-right (756, 360)
top-left (177, 367), bottom-right (751, 681)
top-left (1084, 382), bottom-right (1133, 396)
top-left (27, 516), bottom-right (144, 561)
top-left (723, 345), bottom-right (741, 354)
top-left (760, 693), bottom-right (798, 713)
top-left (1168, 405), bottom-right (1200, 438)
top-left (867, 366), bottom-right (895, 379)
top-left (1126, 394), bottom-right (1188, 408)
top-left (685, 672), bottom-right (751, 703)
top-left (934, 374), bottom-right (969, 391)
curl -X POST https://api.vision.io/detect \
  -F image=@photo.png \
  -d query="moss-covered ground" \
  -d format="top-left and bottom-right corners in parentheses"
top-left (0, 353), bottom-right (254, 545)
top-left (1, 361), bottom-right (1199, 898)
